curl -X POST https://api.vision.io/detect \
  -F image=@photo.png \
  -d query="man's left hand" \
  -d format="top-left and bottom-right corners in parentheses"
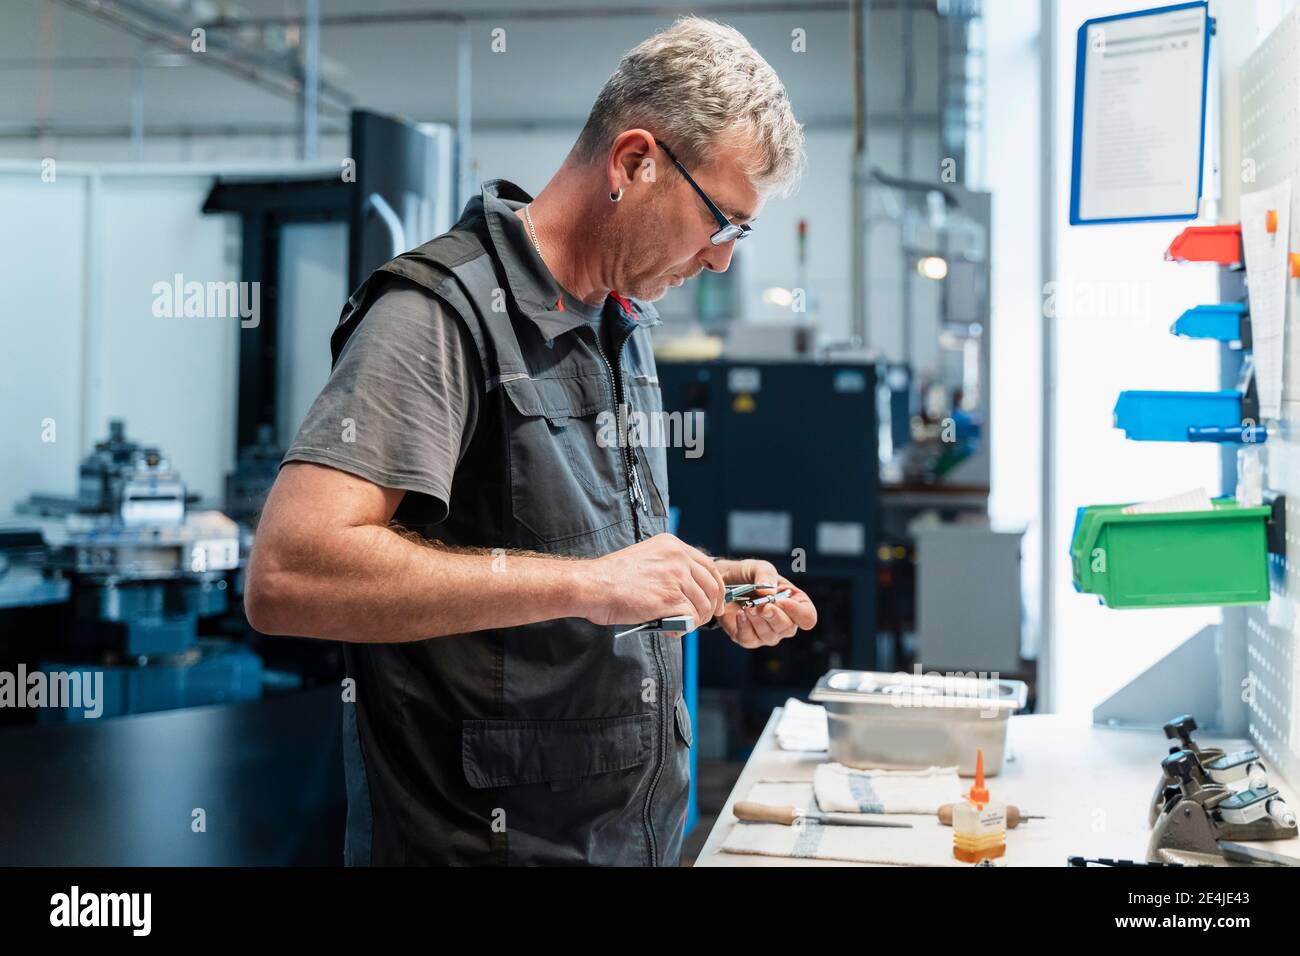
top-left (714, 558), bottom-right (817, 649)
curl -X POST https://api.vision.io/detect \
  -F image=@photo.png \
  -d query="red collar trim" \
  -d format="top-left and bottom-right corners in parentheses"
top-left (609, 290), bottom-right (636, 319)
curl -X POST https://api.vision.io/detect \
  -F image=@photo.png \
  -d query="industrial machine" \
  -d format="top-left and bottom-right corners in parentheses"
top-left (0, 420), bottom-right (347, 863)
top-left (1, 420), bottom-right (255, 721)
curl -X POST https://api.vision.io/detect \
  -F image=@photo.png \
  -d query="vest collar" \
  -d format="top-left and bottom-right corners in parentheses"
top-left (472, 179), bottom-right (661, 339)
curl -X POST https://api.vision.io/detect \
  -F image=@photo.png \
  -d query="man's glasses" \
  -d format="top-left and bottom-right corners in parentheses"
top-left (654, 138), bottom-right (752, 245)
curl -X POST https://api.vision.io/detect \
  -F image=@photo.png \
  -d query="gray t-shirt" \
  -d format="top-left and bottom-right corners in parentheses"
top-left (284, 275), bottom-right (606, 525)
top-left (283, 279), bottom-right (482, 524)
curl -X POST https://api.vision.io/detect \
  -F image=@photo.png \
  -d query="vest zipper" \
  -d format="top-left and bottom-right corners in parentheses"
top-left (595, 310), bottom-right (667, 864)
top-left (592, 328), bottom-right (647, 541)
top-left (644, 629), bottom-right (671, 865)
top-left (613, 332), bottom-right (650, 533)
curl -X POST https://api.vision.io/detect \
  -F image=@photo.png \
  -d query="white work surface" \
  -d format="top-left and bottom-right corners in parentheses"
top-left (694, 709), bottom-right (1300, 867)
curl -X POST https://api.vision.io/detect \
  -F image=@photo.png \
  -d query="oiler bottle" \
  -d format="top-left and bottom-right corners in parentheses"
top-left (952, 749), bottom-right (1006, 863)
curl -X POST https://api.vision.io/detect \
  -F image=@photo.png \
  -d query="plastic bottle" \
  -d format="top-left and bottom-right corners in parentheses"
top-left (952, 749), bottom-right (1007, 863)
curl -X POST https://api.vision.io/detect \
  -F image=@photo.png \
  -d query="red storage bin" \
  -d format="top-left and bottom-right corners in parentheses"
top-left (1165, 224), bottom-right (1242, 265)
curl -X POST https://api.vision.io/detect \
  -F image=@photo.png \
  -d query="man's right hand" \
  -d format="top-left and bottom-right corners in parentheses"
top-left (579, 533), bottom-right (726, 635)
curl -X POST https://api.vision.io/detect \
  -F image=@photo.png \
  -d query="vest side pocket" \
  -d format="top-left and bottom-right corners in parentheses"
top-left (461, 713), bottom-right (656, 865)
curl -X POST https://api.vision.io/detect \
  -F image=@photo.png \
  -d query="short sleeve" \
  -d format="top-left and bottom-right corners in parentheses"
top-left (282, 278), bottom-right (480, 523)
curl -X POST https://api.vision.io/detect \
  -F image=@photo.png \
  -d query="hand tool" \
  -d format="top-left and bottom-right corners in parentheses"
top-left (1218, 841), bottom-right (1300, 866)
top-left (937, 802), bottom-right (1044, 828)
top-left (1147, 750), bottom-right (1298, 865)
top-left (1068, 856), bottom-right (1211, 867)
top-left (612, 614), bottom-right (695, 639)
top-left (1149, 714), bottom-right (1270, 826)
top-left (733, 800), bottom-right (914, 828)
top-left (739, 588), bottom-right (793, 609)
top-left (613, 582), bottom-right (782, 638)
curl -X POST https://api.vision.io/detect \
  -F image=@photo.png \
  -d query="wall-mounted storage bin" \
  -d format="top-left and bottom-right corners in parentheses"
top-left (1114, 390), bottom-right (1245, 441)
top-left (1171, 303), bottom-right (1249, 345)
top-left (1164, 224), bottom-right (1242, 265)
top-left (1070, 499), bottom-right (1272, 609)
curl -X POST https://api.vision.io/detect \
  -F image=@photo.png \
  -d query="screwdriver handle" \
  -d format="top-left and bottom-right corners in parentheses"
top-left (734, 801), bottom-right (801, 826)
top-left (937, 802), bottom-right (1032, 828)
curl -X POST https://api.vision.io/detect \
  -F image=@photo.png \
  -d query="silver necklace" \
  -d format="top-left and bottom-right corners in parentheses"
top-left (523, 204), bottom-right (542, 256)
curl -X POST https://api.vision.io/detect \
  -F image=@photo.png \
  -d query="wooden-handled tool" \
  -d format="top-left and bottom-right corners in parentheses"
top-left (734, 801), bottom-right (913, 828)
top-left (937, 803), bottom-right (1045, 829)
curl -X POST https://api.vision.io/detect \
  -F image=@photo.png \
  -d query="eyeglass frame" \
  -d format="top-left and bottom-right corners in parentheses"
top-left (653, 138), bottom-right (753, 245)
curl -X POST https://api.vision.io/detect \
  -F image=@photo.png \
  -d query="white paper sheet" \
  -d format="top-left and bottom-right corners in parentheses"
top-left (1121, 488), bottom-right (1213, 515)
top-left (1240, 181), bottom-right (1292, 420)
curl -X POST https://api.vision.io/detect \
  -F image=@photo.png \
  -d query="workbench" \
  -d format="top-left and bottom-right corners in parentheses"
top-left (694, 708), bottom-right (1300, 866)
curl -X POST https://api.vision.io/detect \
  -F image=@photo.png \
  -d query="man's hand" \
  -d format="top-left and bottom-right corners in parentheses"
top-left (714, 558), bottom-right (817, 649)
top-left (581, 533), bottom-right (726, 635)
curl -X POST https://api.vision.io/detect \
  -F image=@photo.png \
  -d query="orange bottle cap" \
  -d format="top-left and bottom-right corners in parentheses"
top-left (967, 748), bottom-right (990, 806)
top-left (1291, 253), bottom-right (1300, 279)
top-left (1267, 209), bottom-right (1279, 234)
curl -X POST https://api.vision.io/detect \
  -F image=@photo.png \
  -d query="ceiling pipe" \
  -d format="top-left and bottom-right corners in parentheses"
top-left (56, 0), bottom-right (354, 118)
top-left (200, 0), bottom-right (940, 30)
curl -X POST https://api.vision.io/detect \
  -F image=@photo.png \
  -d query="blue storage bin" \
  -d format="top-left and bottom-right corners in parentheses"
top-left (1171, 303), bottom-right (1246, 343)
top-left (1113, 390), bottom-right (1243, 442)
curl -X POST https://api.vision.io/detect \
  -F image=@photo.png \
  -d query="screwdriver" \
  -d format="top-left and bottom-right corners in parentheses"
top-left (937, 803), bottom-right (1045, 829)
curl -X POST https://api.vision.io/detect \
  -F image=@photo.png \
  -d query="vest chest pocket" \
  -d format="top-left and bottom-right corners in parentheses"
top-left (499, 374), bottom-right (626, 546)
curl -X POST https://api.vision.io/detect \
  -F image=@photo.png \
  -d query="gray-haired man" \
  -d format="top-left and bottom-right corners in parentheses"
top-left (246, 16), bottom-right (815, 866)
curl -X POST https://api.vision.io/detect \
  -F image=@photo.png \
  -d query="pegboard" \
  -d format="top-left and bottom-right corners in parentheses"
top-left (1239, 7), bottom-right (1300, 786)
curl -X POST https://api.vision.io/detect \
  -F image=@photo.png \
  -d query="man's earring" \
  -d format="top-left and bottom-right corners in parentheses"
top-left (610, 188), bottom-right (623, 203)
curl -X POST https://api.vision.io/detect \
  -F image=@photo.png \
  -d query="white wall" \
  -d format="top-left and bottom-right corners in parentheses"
top-left (92, 174), bottom-right (241, 504)
top-left (0, 168), bottom-right (88, 512)
top-left (1050, 1), bottom-right (1227, 718)
top-left (984, 0), bottom-right (1044, 661)
top-left (0, 162), bottom-right (341, 514)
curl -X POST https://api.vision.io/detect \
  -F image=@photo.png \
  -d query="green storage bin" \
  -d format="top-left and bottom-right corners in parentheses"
top-left (1071, 498), bottom-right (1272, 608)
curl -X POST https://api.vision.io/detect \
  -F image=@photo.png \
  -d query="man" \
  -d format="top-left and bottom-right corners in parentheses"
top-left (246, 16), bottom-right (814, 866)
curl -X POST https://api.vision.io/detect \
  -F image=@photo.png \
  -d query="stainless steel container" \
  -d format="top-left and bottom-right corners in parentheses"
top-left (809, 670), bottom-right (1028, 776)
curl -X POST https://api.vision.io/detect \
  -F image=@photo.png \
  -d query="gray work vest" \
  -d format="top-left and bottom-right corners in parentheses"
top-left (338, 179), bottom-right (689, 866)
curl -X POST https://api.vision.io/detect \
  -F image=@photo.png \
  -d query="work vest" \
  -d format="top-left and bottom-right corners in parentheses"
top-left (338, 179), bottom-right (689, 865)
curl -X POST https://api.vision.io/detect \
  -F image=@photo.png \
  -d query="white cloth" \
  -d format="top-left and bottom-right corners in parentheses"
top-left (813, 762), bottom-right (963, 815)
top-left (774, 698), bottom-right (829, 752)
top-left (721, 781), bottom-right (961, 866)
top-left (721, 820), bottom-right (965, 866)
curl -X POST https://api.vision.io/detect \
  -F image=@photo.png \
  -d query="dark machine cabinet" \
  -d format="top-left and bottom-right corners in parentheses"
top-left (658, 360), bottom-right (879, 719)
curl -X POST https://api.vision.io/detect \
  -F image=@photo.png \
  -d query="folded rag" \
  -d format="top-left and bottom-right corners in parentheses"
top-left (722, 781), bottom-right (959, 866)
top-left (774, 698), bottom-right (829, 752)
top-left (813, 762), bottom-right (963, 815)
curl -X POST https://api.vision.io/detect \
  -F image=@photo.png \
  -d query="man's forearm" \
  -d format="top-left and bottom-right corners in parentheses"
top-left (246, 522), bottom-right (601, 643)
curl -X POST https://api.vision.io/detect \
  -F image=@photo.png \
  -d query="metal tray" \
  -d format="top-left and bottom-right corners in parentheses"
top-left (809, 670), bottom-right (1028, 776)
